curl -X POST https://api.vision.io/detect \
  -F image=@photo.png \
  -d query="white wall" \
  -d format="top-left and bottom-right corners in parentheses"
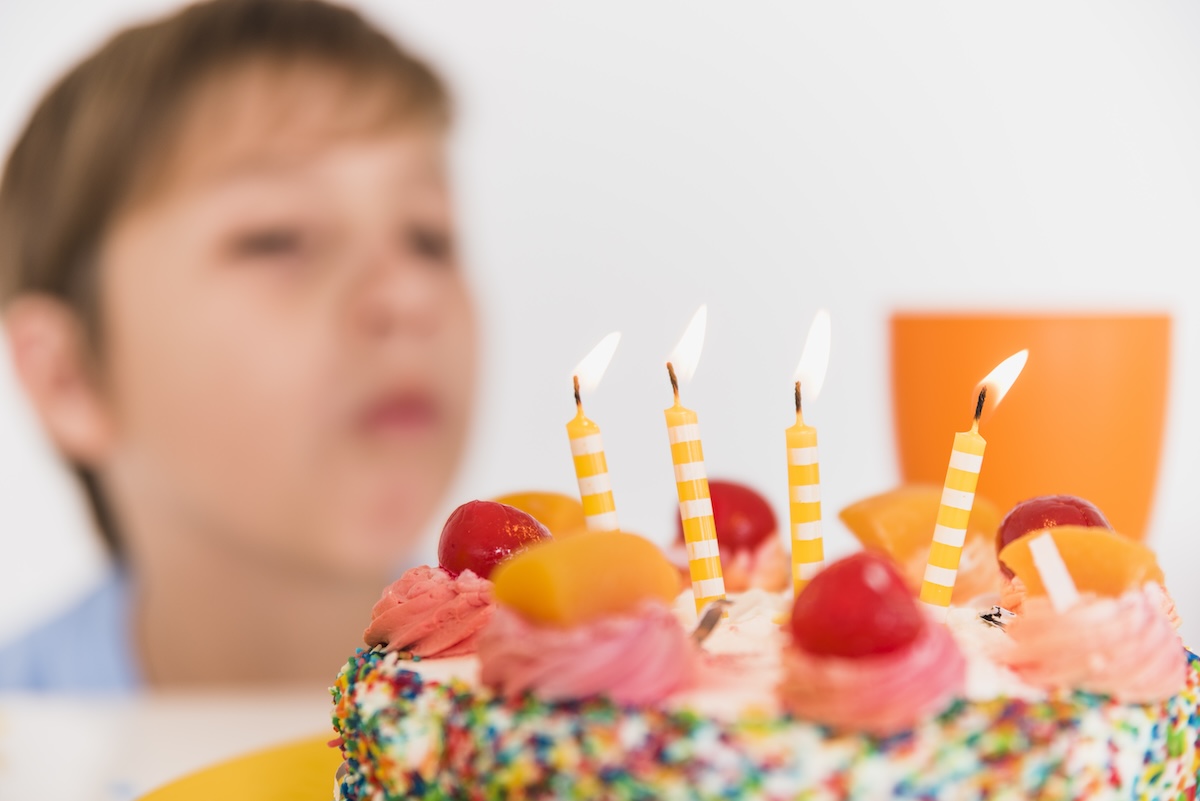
top-left (2, 1), bottom-right (1198, 643)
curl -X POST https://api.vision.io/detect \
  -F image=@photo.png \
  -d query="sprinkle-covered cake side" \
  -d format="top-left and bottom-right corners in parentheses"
top-left (331, 650), bottom-right (1200, 801)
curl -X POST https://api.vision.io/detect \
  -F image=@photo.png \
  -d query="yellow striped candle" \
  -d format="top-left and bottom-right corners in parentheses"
top-left (567, 376), bottom-right (619, 533)
top-left (919, 349), bottom-right (1029, 622)
top-left (665, 362), bottom-right (726, 614)
top-left (787, 382), bottom-right (823, 596)
top-left (787, 309), bottom-right (831, 597)
top-left (918, 401), bottom-right (986, 621)
top-left (567, 333), bottom-right (622, 534)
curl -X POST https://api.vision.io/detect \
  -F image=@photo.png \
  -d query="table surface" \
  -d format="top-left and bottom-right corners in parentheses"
top-left (0, 690), bottom-right (333, 801)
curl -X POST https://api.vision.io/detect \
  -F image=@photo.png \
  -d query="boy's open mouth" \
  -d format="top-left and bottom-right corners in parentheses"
top-left (359, 390), bottom-right (441, 436)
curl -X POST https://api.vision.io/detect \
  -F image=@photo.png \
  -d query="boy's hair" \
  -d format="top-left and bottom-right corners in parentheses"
top-left (0, 0), bottom-right (451, 553)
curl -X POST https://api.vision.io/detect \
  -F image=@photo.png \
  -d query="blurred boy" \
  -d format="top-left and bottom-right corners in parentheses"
top-left (0, 0), bottom-right (475, 690)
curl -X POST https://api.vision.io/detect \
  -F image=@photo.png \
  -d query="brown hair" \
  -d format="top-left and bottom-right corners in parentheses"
top-left (0, 0), bottom-right (451, 553)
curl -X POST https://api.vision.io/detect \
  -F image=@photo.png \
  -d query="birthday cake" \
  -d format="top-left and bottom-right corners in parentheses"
top-left (329, 490), bottom-right (1199, 800)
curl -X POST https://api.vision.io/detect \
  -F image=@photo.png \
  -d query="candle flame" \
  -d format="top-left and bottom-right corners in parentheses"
top-left (792, 309), bottom-right (832, 404)
top-left (977, 349), bottom-right (1029, 410)
top-left (573, 332), bottom-right (621, 394)
top-left (668, 305), bottom-right (707, 384)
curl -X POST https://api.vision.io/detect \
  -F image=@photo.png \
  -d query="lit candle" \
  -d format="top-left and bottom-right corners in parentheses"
top-left (567, 332), bottom-right (621, 534)
top-left (919, 349), bottom-right (1029, 621)
top-left (788, 310), bottom-right (831, 597)
top-left (664, 306), bottom-right (726, 615)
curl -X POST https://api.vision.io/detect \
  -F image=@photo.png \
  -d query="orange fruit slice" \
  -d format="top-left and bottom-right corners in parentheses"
top-left (491, 531), bottom-right (681, 627)
top-left (492, 491), bottom-right (588, 538)
top-left (839, 484), bottom-right (1004, 602)
top-left (998, 525), bottom-right (1163, 599)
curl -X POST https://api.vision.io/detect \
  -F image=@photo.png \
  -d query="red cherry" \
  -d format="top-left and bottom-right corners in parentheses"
top-left (995, 495), bottom-right (1110, 578)
top-left (438, 500), bottom-right (552, 580)
top-left (789, 552), bottom-right (924, 658)
top-left (675, 479), bottom-right (777, 553)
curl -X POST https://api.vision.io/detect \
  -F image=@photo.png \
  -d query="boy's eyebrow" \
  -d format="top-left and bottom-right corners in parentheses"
top-left (170, 127), bottom-right (348, 187)
top-left (168, 145), bottom-right (450, 211)
top-left (178, 121), bottom-right (443, 185)
top-left (204, 153), bottom-right (321, 180)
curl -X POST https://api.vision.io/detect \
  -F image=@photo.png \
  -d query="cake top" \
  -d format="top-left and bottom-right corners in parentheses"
top-left (348, 488), bottom-right (1187, 735)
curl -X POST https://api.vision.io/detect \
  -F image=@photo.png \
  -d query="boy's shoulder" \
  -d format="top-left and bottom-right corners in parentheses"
top-left (0, 571), bottom-right (140, 693)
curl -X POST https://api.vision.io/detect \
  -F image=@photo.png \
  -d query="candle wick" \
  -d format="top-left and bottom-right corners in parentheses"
top-left (974, 386), bottom-right (987, 423)
top-left (794, 381), bottom-right (803, 415)
top-left (573, 375), bottom-right (582, 409)
top-left (667, 362), bottom-right (680, 399)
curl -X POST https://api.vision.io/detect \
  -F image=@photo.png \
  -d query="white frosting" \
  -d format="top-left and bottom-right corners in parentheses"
top-left (944, 605), bottom-right (1043, 701)
top-left (370, 650), bottom-right (478, 687)
top-left (669, 589), bottom-right (790, 719)
top-left (673, 588), bottom-right (791, 654)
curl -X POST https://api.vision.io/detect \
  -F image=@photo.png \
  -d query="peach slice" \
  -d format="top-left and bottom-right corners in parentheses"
top-left (491, 531), bottom-right (681, 627)
top-left (839, 484), bottom-right (1004, 602)
top-left (998, 525), bottom-right (1164, 599)
top-left (492, 491), bottom-right (588, 538)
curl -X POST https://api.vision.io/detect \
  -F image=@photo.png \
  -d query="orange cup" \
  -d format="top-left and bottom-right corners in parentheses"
top-left (891, 313), bottom-right (1170, 540)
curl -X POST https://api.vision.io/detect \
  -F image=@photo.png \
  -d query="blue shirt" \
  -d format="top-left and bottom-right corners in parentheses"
top-left (0, 571), bottom-right (141, 692)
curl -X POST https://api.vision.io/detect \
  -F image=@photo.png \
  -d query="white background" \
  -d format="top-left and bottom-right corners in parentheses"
top-left (2, 1), bottom-right (1199, 646)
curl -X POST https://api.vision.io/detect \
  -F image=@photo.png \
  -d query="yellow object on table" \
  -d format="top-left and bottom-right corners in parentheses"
top-left (138, 734), bottom-right (341, 801)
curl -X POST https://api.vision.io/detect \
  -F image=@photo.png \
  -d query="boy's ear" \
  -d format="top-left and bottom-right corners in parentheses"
top-left (3, 294), bottom-right (115, 465)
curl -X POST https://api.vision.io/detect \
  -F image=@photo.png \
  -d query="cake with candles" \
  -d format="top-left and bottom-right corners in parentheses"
top-left (330, 488), bottom-right (1200, 801)
top-left (330, 336), bottom-right (1197, 799)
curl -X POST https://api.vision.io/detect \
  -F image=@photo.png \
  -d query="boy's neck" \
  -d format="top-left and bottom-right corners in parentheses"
top-left (129, 521), bottom-right (387, 689)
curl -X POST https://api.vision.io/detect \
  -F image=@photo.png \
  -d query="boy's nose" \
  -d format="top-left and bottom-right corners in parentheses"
top-left (350, 249), bottom-right (442, 340)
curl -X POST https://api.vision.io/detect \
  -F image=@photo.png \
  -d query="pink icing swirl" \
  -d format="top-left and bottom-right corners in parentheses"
top-left (779, 620), bottom-right (966, 736)
top-left (478, 602), bottom-right (696, 706)
top-left (363, 566), bottom-right (493, 658)
top-left (1001, 576), bottom-right (1181, 630)
top-left (1003, 587), bottom-right (1186, 703)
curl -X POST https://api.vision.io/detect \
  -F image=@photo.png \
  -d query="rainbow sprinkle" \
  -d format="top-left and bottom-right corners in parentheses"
top-left (331, 649), bottom-right (1200, 800)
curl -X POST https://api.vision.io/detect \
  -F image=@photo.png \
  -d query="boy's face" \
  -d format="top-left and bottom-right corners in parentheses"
top-left (96, 70), bottom-right (475, 580)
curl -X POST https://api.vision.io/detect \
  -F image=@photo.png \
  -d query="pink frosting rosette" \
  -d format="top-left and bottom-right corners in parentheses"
top-left (1002, 586), bottom-right (1186, 703)
top-left (477, 600), bottom-right (696, 706)
top-left (1001, 576), bottom-right (1181, 630)
top-left (779, 619), bottom-right (967, 736)
top-left (363, 565), bottom-right (493, 658)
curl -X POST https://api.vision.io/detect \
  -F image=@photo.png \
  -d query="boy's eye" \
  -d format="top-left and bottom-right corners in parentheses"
top-left (406, 224), bottom-right (454, 265)
top-left (229, 228), bottom-right (304, 258)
